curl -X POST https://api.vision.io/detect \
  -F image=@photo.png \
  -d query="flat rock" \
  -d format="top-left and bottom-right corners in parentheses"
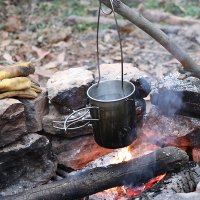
top-left (0, 98), bottom-right (27, 147)
top-left (141, 106), bottom-right (200, 147)
top-left (99, 63), bottom-right (151, 98)
top-left (0, 133), bottom-right (57, 197)
top-left (20, 89), bottom-right (48, 133)
top-left (42, 105), bottom-right (93, 137)
top-left (150, 72), bottom-right (200, 116)
top-left (47, 67), bottom-right (94, 113)
top-left (51, 135), bottom-right (113, 170)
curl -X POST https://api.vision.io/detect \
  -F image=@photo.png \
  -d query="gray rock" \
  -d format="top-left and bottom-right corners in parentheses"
top-left (51, 135), bottom-right (112, 170)
top-left (141, 106), bottom-right (200, 147)
top-left (99, 63), bottom-right (151, 98)
top-left (47, 67), bottom-right (94, 113)
top-left (178, 192), bottom-right (200, 200)
top-left (0, 133), bottom-right (57, 197)
top-left (151, 72), bottom-right (200, 117)
top-left (0, 98), bottom-right (27, 147)
top-left (196, 181), bottom-right (200, 193)
top-left (20, 89), bottom-right (48, 133)
top-left (42, 105), bottom-right (93, 137)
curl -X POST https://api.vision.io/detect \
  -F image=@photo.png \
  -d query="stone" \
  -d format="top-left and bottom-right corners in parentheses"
top-left (192, 147), bottom-right (200, 165)
top-left (51, 135), bottom-right (113, 170)
top-left (47, 67), bottom-right (94, 113)
top-left (99, 63), bottom-right (151, 98)
top-left (140, 106), bottom-right (200, 147)
top-left (150, 72), bottom-right (200, 117)
top-left (178, 192), bottom-right (200, 200)
top-left (42, 105), bottom-right (93, 137)
top-left (20, 89), bottom-right (48, 133)
top-left (0, 133), bottom-right (57, 197)
top-left (135, 98), bottom-right (146, 124)
top-left (0, 98), bottom-right (27, 147)
top-left (196, 181), bottom-right (200, 193)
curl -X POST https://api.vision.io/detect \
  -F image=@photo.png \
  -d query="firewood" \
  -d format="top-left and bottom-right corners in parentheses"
top-left (3, 147), bottom-right (188, 200)
top-left (132, 162), bottom-right (200, 199)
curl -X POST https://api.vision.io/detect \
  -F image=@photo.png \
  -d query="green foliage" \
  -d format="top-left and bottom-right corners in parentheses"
top-left (64, 1), bottom-right (86, 16)
top-left (164, 0), bottom-right (184, 15)
top-left (143, 0), bottom-right (200, 18)
top-left (73, 22), bottom-right (96, 32)
top-left (144, 0), bottom-right (159, 9)
top-left (184, 3), bottom-right (200, 18)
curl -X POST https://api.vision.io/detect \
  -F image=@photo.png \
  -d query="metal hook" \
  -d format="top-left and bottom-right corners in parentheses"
top-left (97, 0), bottom-right (124, 90)
top-left (100, 2), bottom-right (113, 15)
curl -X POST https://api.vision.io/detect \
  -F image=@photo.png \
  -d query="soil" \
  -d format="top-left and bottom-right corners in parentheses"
top-left (0, 0), bottom-right (200, 87)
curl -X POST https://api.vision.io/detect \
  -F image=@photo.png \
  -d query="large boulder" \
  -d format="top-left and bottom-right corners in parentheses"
top-left (0, 133), bottom-right (57, 197)
top-left (0, 98), bottom-right (27, 147)
top-left (47, 67), bottom-right (94, 114)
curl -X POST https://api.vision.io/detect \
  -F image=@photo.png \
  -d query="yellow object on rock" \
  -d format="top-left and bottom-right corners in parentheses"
top-left (0, 89), bottom-right (38, 99)
top-left (0, 62), bottom-right (42, 99)
top-left (0, 77), bottom-right (32, 92)
top-left (0, 62), bottom-right (35, 81)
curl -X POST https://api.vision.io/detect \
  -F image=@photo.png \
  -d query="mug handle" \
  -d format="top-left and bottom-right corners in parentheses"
top-left (53, 107), bottom-right (100, 134)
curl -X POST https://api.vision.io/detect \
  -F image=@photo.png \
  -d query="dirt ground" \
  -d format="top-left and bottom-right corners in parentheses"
top-left (0, 0), bottom-right (200, 86)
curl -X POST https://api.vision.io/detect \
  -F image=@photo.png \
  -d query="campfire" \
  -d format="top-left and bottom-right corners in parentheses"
top-left (90, 142), bottom-right (167, 199)
top-left (1, 0), bottom-right (200, 199)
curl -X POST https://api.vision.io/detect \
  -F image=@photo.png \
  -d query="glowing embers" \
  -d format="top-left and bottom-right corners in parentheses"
top-left (93, 142), bottom-right (166, 199)
top-left (124, 174), bottom-right (166, 198)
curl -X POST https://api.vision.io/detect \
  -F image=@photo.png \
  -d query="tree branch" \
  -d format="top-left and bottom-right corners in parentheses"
top-left (100, 0), bottom-right (200, 78)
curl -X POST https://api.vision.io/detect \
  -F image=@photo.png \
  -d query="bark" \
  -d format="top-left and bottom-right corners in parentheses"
top-left (3, 147), bottom-right (188, 200)
top-left (132, 162), bottom-right (200, 200)
top-left (100, 0), bottom-right (200, 78)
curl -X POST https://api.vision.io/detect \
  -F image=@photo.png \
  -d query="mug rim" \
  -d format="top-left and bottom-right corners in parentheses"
top-left (87, 79), bottom-right (135, 103)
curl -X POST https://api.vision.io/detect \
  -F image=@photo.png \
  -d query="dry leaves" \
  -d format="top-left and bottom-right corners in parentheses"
top-left (44, 27), bottom-right (72, 44)
top-left (4, 16), bottom-right (22, 32)
top-left (32, 46), bottom-right (50, 61)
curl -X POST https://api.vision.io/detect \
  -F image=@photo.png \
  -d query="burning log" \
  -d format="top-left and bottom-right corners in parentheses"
top-left (131, 162), bottom-right (200, 200)
top-left (4, 147), bottom-right (188, 200)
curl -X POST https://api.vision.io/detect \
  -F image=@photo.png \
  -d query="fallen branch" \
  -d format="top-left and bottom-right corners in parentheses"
top-left (100, 0), bottom-right (200, 78)
top-left (4, 147), bottom-right (188, 200)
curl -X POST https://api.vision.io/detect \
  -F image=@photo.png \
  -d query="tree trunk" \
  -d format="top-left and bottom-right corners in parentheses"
top-left (100, 0), bottom-right (200, 78)
top-left (3, 147), bottom-right (188, 200)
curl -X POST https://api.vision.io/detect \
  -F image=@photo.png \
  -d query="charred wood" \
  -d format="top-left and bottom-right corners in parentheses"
top-left (132, 162), bottom-right (200, 200)
top-left (3, 147), bottom-right (188, 200)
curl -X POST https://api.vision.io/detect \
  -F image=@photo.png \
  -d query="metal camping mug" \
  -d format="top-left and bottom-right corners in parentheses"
top-left (55, 79), bottom-right (137, 149)
top-left (86, 79), bottom-right (137, 149)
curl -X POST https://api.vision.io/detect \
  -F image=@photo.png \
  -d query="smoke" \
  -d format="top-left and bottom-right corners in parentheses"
top-left (151, 90), bottom-right (183, 116)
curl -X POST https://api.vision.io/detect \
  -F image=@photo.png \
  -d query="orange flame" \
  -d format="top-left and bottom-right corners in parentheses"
top-left (106, 143), bottom-right (166, 198)
top-left (111, 146), bottom-right (132, 164)
top-left (125, 174), bottom-right (166, 197)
